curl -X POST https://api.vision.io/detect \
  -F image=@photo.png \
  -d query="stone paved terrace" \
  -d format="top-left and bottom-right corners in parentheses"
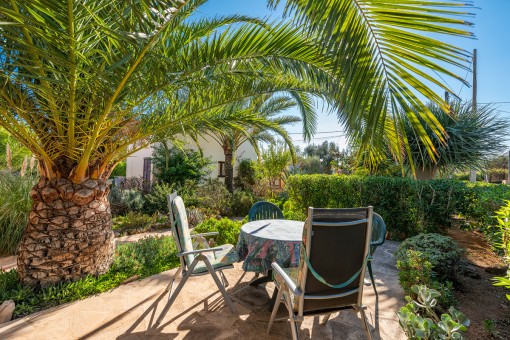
top-left (0, 241), bottom-right (405, 339)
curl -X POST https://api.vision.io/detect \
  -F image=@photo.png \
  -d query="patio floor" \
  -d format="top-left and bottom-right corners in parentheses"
top-left (0, 241), bottom-right (405, 339)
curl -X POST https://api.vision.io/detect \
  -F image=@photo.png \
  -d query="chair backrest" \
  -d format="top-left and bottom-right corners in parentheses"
top-left (248, 201), bottom-right (284, 221)
top-left (168, 194), bottom-right (194, 268)
top-left (296, 207), bottom-right (372, 314)
top-left (370, 213), bottom-right (387, 253)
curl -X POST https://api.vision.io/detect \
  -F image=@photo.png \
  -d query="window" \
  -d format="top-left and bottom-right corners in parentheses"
top-left (143, 157), bottom-right (152, 182)
top-left (218, 161), bottom-right (225, 177)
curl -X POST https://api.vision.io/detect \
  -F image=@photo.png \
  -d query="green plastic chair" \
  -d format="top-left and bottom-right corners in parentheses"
top-left (367, 213), bottom-right (387, 295)
top-left (248, 201), bottom-right (284, 221)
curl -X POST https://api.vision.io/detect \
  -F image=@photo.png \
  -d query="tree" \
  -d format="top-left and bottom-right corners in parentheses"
top-left (152, 143), bottom-right (211, 187)
top-left (199, 93), bottom-right (313, 192)
top-left (259, 143), bottom-right (292, 196)
top-left (0, 0), bottom-right (475, 286)
top-left (272, 0), bottom-right (475, 171)
top-left (0, 1), bottom-right (335, 286)
top-left (302, 141), bottom-right (341, 174)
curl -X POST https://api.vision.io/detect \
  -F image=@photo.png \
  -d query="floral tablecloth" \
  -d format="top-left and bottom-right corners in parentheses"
top-left (236, 219), bottom-right (304, 273)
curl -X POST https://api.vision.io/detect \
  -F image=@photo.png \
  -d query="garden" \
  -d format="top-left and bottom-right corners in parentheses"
top-left (0, 0), bottom-right (510, 339)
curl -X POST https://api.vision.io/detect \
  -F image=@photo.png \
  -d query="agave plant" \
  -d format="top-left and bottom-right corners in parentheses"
top-left (404, 102), bottom-right (509, 179)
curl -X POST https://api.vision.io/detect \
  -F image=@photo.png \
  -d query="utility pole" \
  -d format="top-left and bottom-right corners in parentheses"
top-left (472, 48), bottom-right (477, 112)
top-left (469, 49), bottom-right (478, 182)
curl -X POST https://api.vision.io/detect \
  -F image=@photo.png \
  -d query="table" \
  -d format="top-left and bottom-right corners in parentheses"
top-left (236, 219), bottom-right (304, 285)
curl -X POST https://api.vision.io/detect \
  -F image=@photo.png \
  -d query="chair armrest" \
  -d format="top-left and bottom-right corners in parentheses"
top-left (177, 246), bottom-right (225, 257)
top-left (271, 262), bottom-right (301, 296)
top-left (191, 232), bottom-right (219, 238)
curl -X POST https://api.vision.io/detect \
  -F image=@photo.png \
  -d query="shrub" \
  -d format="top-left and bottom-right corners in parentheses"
top-left (286, 174), bottom-right (510, 240)
top-left (143, 181), bottom-right (198, 215)
top-left (397, 285), bottom-right (469, 339)
top-left (492, 200), bottom-right (510, 300)
top-left (112, 212), bottom-right (169, 235)
top-left (230, 190), bottom-right (256, 216)
top-left (234, 159), bottom-right (258, 191)
top-left (0, 174), bottom-right (37, 255)
top-left (0, 236), bottom-right (178, 318)
top-left (108, 187), bottom-right (145, 215)
top-left (395, 233), bottom-right (463, 281)
top-left (152, 144), bottom-right (211, 187)
top-left (397, 249), bottom-right (457, 310)
top-left (195, 179), bottom-right (231, 215)
top-left (193, 218), bottom-right (242, 245)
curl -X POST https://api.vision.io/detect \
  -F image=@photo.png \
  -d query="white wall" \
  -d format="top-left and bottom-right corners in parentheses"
top-left (126, 135), bottom-right (257, 180)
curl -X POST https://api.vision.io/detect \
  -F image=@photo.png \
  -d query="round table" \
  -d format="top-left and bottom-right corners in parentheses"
top-left (236, 219), bottom-right (304, 274)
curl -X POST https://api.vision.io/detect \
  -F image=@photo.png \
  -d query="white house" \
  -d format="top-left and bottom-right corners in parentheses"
top-left (126, 135), bottom-right (257, 182)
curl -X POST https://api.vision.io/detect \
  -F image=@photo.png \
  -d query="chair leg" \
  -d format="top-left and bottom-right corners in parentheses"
top-left (321, 313), bottom-right (332, 325)
top-left (219, 270), bottom-right (230, 288)
top-left (287, 300), bottom-right (300, 340)
top-left (202, 256), bottom-right (237, 313)
top-left (355, 305), bottom-right (373, 340)
top-left (367, 262), bottom-right (377, 296)
top-left (166, 266), bottom-right (182, 294)
top-left (267, 285), bottom-right (284, 334)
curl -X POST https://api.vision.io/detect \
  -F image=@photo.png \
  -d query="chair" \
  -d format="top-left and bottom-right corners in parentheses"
top-left (248, 201), bottom-right (284, 221)
top-left (268, 207), bottom-right (373, 340)
top-left (165, 193), bottom-right (239, 313)
top-left (367, 213), bottom-right (387, 295)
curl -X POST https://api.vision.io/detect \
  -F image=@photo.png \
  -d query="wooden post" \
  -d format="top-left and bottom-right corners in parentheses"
top-left (472, 49), bottom-right (477, 113)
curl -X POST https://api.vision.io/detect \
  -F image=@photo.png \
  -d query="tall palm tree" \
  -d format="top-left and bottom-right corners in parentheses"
top-left (0, 0), bottom-right (474, 286)
top-left (270, 0), bottom-right (475, 172)
top-left (197, 93), bottom-right (313, 192)
top-left (0, 1), bottom-right (333, 286)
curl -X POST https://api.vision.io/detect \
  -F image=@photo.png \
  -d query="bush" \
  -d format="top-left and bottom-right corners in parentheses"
top-left (152, 144), bottom-right (211, 187)
top-left (195, 179), bottom-right (231, 215)
top-left (112, 212), bottom-right (169, 236)
top-left (143, 181), bottom-right (198, 215)
top-left (493, 200), bottom-right (510, 300)
top-left (286, 174), bottom-right (510, 240)
top-left (193, 218), bottom-right (242, 245)
top-left (0, 236), bottom-right (178, 318)
top-left (395, 233), bottom-right (463, 281)
top-left (396, 249), bottom-right (456, 310)
top-left (108, 187), bottom-right (145, 215)
top-left (0, 174), bottom-right (37, 255)
top-left (230, 190), bottom-right (256, 216)
top-left (234, 159), bottom-right (258, 191)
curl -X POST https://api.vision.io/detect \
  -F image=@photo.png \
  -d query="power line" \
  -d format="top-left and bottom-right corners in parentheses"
top-left (292, 134), bottom-right (345, 142)
top-left (287, 130), bottom-right (344, 135)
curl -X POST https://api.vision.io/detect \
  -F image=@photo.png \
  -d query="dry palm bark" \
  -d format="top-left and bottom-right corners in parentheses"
top-left (17, 178), bottom-right (114, 286)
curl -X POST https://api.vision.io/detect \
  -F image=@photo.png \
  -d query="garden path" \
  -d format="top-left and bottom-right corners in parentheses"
top-left (0, 241), bottom-right (406, 339)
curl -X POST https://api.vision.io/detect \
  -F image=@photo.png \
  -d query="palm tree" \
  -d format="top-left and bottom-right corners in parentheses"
top-left (0, 1), bottom-right (333, 286)
top-left (0, 0), bottom-right (475, 286)
top-left (197, 93), bottom-right (314, 192)
top-left (270, 0), bottom-right (475, 172)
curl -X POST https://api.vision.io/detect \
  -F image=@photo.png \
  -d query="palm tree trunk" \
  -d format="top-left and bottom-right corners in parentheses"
top-left (17, 177), bottom-right (115, 287)
top-left (224, 147), bottom-right (234, 193)
top-left (415, 165), bottom-right (438, 180)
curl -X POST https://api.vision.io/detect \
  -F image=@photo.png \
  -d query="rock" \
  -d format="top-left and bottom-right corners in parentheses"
top-left (0, 300), bottom-right (15, 324)
top-left (73, 189), bottom-right (95, 205)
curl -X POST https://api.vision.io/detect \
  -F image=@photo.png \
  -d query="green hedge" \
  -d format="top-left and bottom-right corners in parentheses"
top-left (286, 175), bottom-right (510, 239)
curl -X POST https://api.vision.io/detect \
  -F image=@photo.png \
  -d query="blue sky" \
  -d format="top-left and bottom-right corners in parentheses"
top-left (197, 0), bottom-right (510, 149)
